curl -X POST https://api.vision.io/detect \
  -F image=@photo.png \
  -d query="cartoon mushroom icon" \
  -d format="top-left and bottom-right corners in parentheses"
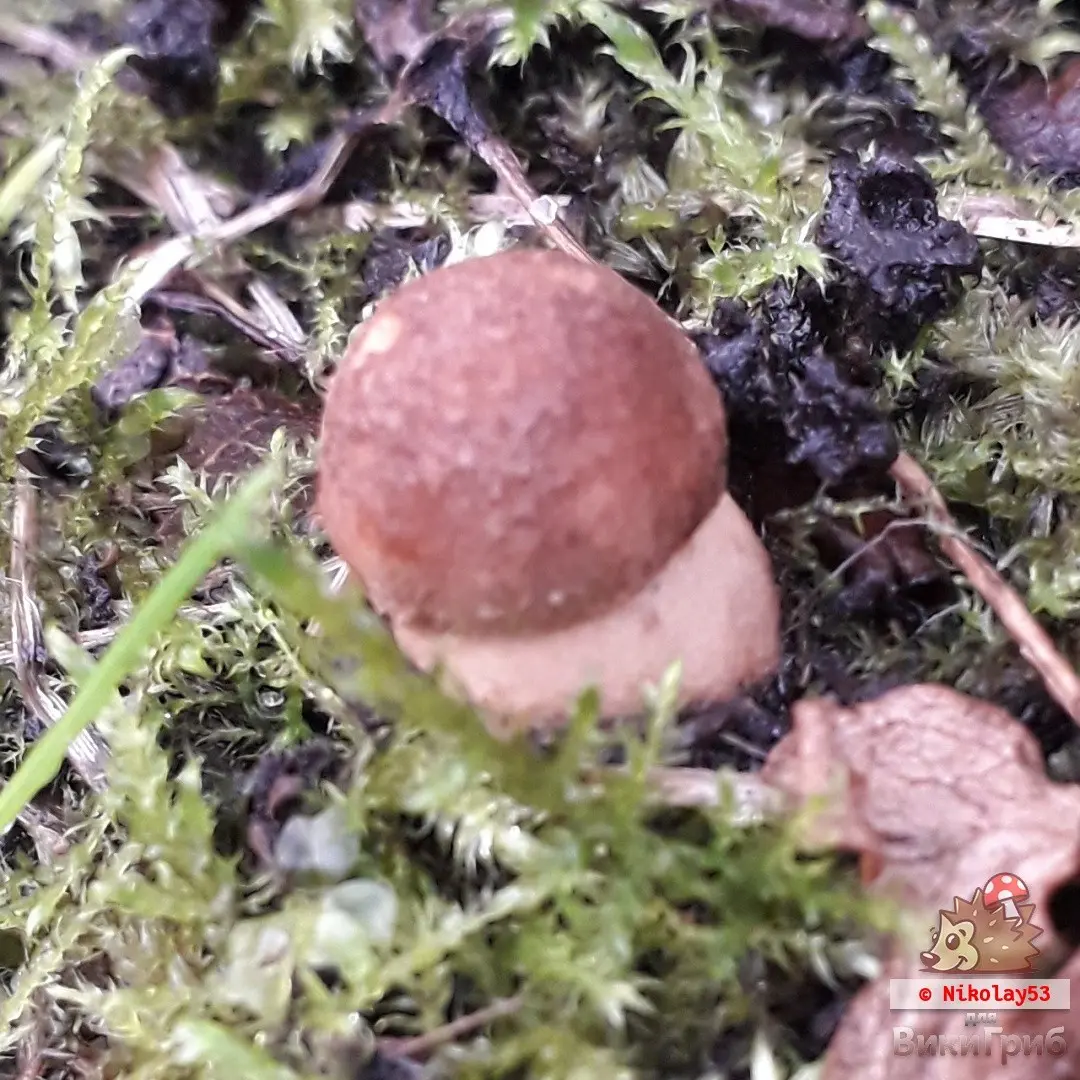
top-left (984, 872), bottom-right (1030, 922)
top-left (316, 248), bottom-right (782, 734)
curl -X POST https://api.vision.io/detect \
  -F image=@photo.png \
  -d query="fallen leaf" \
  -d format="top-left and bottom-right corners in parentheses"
top-left (172, 382), bottom-right (317, 477)
top-left (715, 0), bottom-right (867, 43)
top-left (762, 684), bottom-right (1080, 1078)
top-left (149, 382), bottom-right (320, 541)
top-left (763, 685), bottom-right (1080, 939)
top-left (811, 509), bottom-right (951, 619)
top-left (980, 60), bottom-right (1080, 183)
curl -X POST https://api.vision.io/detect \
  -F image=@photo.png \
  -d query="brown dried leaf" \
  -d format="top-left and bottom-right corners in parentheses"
top-left (811, 509), bottom-right (950, 618)
top-left (763, 685), bottom-right (1080, 935)
top-left (762, 685), bottom-right (1080, 1079)
top-left (151, 383), bottom-right (320, 540)
top-left (713, 0), bottom-right (867, 43)
top-left (981, 60), bottom-right (1080, 182)
top-left (175, 383), bottom-right (318, 477)
top-left (355, 0), bottom-right (434, 74)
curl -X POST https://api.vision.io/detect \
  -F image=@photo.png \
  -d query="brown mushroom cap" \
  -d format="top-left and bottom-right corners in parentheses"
top-left (317, 247), bottom-right (727, 636)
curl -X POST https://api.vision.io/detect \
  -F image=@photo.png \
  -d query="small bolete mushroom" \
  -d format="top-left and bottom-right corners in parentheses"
top-left (316, 248), bottom-right (781, 733)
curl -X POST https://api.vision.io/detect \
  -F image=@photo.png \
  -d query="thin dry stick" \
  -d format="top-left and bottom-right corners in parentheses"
top-left (583, 765), bottom-right (783, 822)
top-left (13, 800), bottom-right (71, 864)
top-left (377, 996), bottom-right (524, 1060)
top-left (9, 468), bottom-right (110, 792)
top-left (939, 190), bottom-right (1080, 249)
top-left (471, 135), bottom-right (592, 261)
top-left (366, 2), bottom-right (591, 262)
top-left (890, 452), bottom-right (1080, 723)
top-left (141, 144), bottom-right (306, 351)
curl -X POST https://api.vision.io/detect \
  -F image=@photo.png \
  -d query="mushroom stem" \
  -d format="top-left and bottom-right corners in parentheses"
top-left (392, 491), bottom-right (781, 735)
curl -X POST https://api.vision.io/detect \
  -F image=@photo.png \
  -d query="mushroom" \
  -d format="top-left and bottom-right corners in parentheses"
top-left (316, 248), bottom-right (781, 734)
top-left (984, 872), bottom-right (1030, 922)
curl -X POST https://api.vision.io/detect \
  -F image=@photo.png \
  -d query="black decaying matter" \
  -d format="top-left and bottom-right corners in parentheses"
top-left (816, 152), bottom-right (984, 353)
top-left (697, 152), bottom-right (982, 488)
top-left (121, 0), bottom-right (251, 116)
top-left (696, 287), bottom-right (898, 487)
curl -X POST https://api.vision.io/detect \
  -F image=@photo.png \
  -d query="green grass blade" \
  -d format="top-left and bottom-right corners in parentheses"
top-left (0, 463), bottom-right (280, 834)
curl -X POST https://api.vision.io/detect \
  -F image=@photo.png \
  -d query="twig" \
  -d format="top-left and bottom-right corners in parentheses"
top-left (291, 191), bottom-right (576, 238)
top-left (0, 601), bottom-right (240, 667)
top-left (469, 137), bottom-right (592, 261)
top-left (0, 14), bottom-right (150, 98)
top-left (579, 764), bottom-right (782, 822)
top-left (9, 468), bottom-right (110, 793)
top-left (645, 766), bottom-right (782, 822)
top-left (14, 800), bottom-right (71, 864)
top-left (377, 996), bottom-right (523, 1060)
top-left (890, 452), bottom-right (1080, 723)
top-left (965, 214), bottom-right (1080, 248)
top-left (139, 145), bottom-right (306, 352)
top-left (151, 285), bottom-right (304, 360)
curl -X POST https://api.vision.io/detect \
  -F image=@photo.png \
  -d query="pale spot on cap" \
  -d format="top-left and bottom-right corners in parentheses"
top-left (346, 314), bottom-right (403, 369)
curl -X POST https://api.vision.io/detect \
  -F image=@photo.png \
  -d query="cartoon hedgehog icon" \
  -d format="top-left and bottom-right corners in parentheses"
top-left (921, 874), bottom-right (1042, 974)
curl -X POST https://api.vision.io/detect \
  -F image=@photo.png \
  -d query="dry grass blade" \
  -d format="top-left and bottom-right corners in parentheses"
top-left (143, 143), bottom-right (241, 232)
top-left (0, 15), bottom-right (94, 71)
top-left (0, 19), bottom-right (311, 361)
top-left (14, 800), bottom-right (71, 864)
top-left (642, 765), bottom-right (783, 822)
top-left (968, 214), bottom-right (1080, 247)
top-left (121, 122), bottom-right (394, 305)
top-left (139, 145), bottom-right (305, 353)
top-left (941, 190), bottom-right (1080, 247)
top-left (150, 287), bottom-right (304, 360)
top-left (9, 468), bottom-right (109, 793)
top-left (292, 192), bottom-right (579, 241)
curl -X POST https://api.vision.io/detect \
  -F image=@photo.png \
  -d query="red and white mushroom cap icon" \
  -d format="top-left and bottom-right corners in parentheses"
top-left (984, 872), bottom-right (1030, 921)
